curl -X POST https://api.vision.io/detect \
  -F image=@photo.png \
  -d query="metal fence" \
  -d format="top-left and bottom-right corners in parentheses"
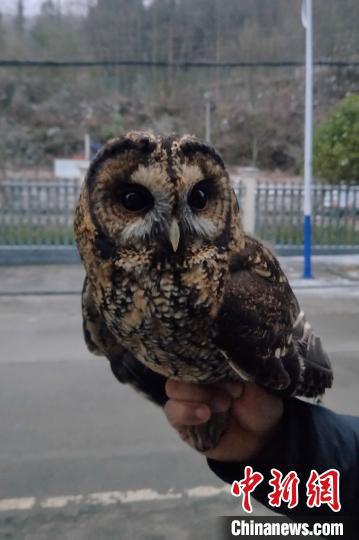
top-left (255, 183), bottom-right (359, 254)
top-left (0, 179), bottom-right (81, 263)
top-left (0, 179), bottom-right (358, 264)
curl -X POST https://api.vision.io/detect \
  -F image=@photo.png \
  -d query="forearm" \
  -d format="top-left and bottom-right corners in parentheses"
top-left (208, 398), bottom-right (359, 515)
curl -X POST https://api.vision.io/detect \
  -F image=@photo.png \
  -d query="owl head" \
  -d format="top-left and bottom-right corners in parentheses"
top-left (75, 131), bottom-right (243, 269)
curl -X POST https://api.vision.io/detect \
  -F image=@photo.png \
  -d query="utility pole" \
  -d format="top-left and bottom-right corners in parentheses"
top-left (204, 92), bottom-right (212, 144)
top-left (301, 0), bottom-right (313, 278)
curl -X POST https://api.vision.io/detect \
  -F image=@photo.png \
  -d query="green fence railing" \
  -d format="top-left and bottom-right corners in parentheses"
top-left (255, 183), bottom-right (359, 254)
top-left (0, 179), bottom-right (80, 247)
top-left (0, 179), bottom-right (358, 263)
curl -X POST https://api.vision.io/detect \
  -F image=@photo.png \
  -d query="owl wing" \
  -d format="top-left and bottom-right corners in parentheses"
top-left (216, 235), bottom-right (333, 397)
top-left (81, 276), bottom-right (167, 406)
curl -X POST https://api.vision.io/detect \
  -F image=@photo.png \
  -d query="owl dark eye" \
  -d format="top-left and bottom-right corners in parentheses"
top-left (188, 182), bottom-right (209, 211)
top-left (121, 185), bottom-right (154, 213)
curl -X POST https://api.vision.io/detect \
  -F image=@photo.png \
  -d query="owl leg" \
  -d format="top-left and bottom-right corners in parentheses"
top-left (184, 411), bottom-right (230, 453)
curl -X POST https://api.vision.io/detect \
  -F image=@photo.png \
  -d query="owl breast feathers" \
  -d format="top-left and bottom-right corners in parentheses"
top-left (74, 131), bottom-right (333, 451)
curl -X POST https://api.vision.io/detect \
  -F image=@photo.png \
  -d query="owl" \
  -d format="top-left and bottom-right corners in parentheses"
top-left (74, 131), bottom-right (333, 452)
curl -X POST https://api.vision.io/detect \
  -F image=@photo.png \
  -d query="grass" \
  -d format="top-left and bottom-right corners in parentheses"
top-left (1, 224), bottom-right (358, 248)
top-left (0, 225), bottom-right (75, 246)
top-left (255, 224), bottom-right (359, 246)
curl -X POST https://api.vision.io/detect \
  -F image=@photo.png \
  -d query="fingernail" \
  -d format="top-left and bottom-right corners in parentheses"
top-left (195, 407), bottom-right (209, 421)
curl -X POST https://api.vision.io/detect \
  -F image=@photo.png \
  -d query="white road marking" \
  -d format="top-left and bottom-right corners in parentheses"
top-left (0, 485), bottom-right (231, 512)
top-left (87, 489), bottom-right (182, 506)
top-left (0, 497), bottom-right (36, 511)
top-left (41, 495), bottom-right (84, 508)
top-left (186, 485), bottom-right (229, 498)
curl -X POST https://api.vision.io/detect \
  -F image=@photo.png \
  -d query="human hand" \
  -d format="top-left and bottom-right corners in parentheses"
top-left (164, 380), bottom-right (283, 462)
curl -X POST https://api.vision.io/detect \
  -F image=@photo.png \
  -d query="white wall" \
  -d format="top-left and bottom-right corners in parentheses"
top-left (54, 159), bottom-right (90, 180)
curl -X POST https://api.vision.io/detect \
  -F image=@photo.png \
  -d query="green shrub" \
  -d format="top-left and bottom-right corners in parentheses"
top-left (313, 94), bottom-right (359, 184)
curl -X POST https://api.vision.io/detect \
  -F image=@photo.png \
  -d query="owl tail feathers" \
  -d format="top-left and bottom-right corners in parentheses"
top-left (292, 311), bottom-right (333, 398)
top-left (109, 353), bottom-right (168, 407)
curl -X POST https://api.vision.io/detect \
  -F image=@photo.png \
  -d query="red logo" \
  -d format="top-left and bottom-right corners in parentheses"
top-left (231, 468), bottom-right (341, 513)
top-left (268, 468), bottom-right (300, 509)
top-left (306, 469), bottom-right (341, 512)
top-left (231, 466), bottom-right (264, 513)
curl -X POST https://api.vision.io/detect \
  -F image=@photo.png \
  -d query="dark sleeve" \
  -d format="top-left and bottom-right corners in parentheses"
top-left (208, 398), bottom-right (359, 516)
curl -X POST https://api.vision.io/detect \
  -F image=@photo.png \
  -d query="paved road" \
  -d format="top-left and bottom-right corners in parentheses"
top-left (0, 285), bottom-right (358, 539)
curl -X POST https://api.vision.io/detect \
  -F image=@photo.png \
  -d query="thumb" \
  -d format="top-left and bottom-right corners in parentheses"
top-left (230, 382), bottom-right (283, 435)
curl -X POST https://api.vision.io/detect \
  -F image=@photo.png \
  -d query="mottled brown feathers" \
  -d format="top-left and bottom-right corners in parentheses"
top-left (74, 131), bottom-right (333, 451)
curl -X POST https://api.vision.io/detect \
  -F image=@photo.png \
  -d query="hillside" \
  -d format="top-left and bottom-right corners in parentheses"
top-left (0, 0), bottom-right (358, 174)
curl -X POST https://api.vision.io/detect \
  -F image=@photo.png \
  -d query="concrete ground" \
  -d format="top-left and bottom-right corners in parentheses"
top-left (1, 255), bottom-right (359, 295)
top-left (0, 258), bottom-right (358, 539)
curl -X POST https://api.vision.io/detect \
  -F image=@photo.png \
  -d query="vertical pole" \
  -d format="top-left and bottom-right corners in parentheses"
top-left (302, 0), bottom-right (313, 278)
top-left (241, 176), bottom-right (256, 235)
top-left (204, 92), bottom-right (211, 144)
top-left (84, 133), bottom-right (90, 161)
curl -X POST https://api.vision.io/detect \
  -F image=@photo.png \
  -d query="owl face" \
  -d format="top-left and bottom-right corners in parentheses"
top-left (83, 131), bottom-right (239, 263)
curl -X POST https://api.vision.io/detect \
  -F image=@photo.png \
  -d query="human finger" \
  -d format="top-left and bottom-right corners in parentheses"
top-left (165, 379), bottom-right (231, 413)
top-left (231, 382), bottom-right (283, 434)
top-left (164, 399), bottom-right (211, 428)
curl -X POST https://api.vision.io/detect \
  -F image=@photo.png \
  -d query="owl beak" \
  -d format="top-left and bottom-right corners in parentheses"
top-left (169, 219), bottom-right (180, 252)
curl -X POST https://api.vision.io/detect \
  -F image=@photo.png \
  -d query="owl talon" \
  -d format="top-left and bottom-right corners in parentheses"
top-left (186, 410), bottom-right (230, 453)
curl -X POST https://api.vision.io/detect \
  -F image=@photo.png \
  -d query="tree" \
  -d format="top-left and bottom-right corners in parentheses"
top-left (15, 0), bottom-right (25, 34)
top-left (313, 94), bottom-right (359, 184)
top-left (41, 1), bottom-right (57, 17)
